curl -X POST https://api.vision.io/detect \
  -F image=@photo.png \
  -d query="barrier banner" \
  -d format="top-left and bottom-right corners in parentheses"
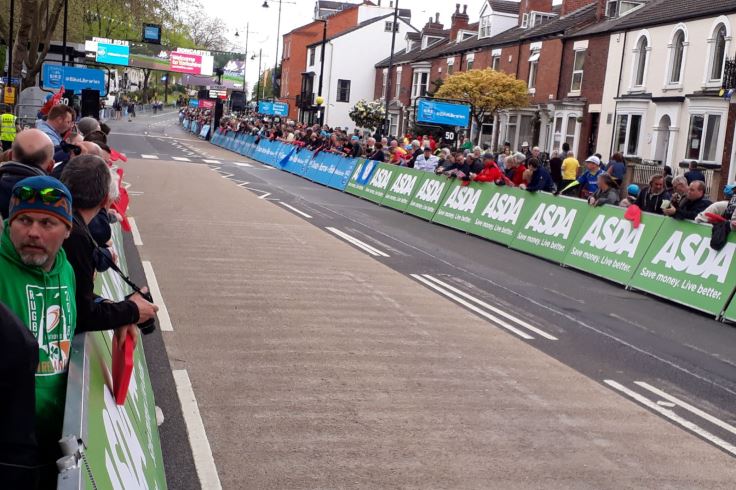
top-left (464, 185), bottom-right (530, 246)
top-left (563, 207), bottom-right (666, 285)
top-left (432, 181), bottom-right (488, 231)
top-left (283, 148), bottom-right (313, 177)
top-left (327, 157), bottom-right (360, 192)
top-left (210, 129), bottom-right (222, 145)
top-left (628, 219), bottom-right (736, 315)
top-left (721, 292), bottom-right (736, 322)
top-left (305, 152), bottom-right (338, 186)
top-left (345, 159), bottom-right (380, 199)
top-left (199, 124), bottom-right (210, 139)
top-left (234, 134), bottom-right (248, 155)
top-left (405, 173), bottom-right (454, 221)
top-left (380, 167), bottom-right (427, 212)
top-left (508, 193), bottom-right (591, 263)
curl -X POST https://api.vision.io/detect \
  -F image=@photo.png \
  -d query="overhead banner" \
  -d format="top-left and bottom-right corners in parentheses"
top-left (629, 219), bottom-right (736, 315)
top-left (416, 98), bottom-right (471, 128)
top-left (405, 173), bottom-right (454, 221)
top-left (508, 193), bottom-right (591, 264)
top-left (42, 64), bottom-right (107, 96)
top-left (563, 207), bottom-right (666, 285)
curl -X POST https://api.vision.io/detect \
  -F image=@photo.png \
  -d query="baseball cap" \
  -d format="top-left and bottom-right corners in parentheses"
top-left (585, 155), bottom-right (601, 166)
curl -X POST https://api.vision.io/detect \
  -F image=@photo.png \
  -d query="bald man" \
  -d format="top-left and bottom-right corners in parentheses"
top-left (50, 141), bottom-right (102, 179)
top-left (0, 129), bottom-right (55, 218)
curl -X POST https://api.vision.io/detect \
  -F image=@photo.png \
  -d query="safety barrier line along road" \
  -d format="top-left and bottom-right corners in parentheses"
top-left (326, 227), bottom-right (390, 257)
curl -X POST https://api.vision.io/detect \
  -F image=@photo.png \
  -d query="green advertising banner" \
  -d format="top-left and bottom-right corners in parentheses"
top-left (344, 159), bottom-right (374, 199)
top-left (563, 207), bottom-right (666, 285)
top-left (380, 167), bottom-right (427, 212)
top-left (344, 160), bottom-right (398, 203)
top-left (508, 193), bottom-right (591, 264)
top-left (405, 174), bottom-right (455, 221)
top-left (432, 181), bottom-right (490, 232)
top-left (466, 185), bottom-right (530, 246)
top-left (629, 219), bottom-right (736, 315)
top-left (721, 293), bottom-right (736, 322)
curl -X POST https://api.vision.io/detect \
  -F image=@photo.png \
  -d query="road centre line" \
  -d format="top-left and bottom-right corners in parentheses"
top-left (203, 159), bottom-right (221, 164)
top-left (325, 227), bottom-right (390, 257)
top-left (128, 217), bottom-right (143, 246)
top-left (279, 202), bottom-right (313, 218)
top-left (604, 380), bottom-right (736, 457)
top-left (634, 381), bottom-right (736, 436)
top-left (411, 274), bottom-right (534, 340)
top-left (141, 261), bottom-right (173, 332)
top-left (420, 275), bottom-right (558, 340)
top-left (172, 370), bottom-right (222, 490)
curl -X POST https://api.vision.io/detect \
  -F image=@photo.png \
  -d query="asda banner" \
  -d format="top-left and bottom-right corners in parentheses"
top-left (380, 167), bottom-right (426, 212)
top-left (432, 181), bottom-right (488, 232)
top-left (405, 173), bottom-right (453, 221)
top-left (466, 185), bottom-right (529, 246)
top-left (721, 293), bottom-right (736, 322)
top-left (563, 207), bottom-right (666, 285)
top-left (345, 161), bottom-right (397, 203)
top-left (508, 193), bottom-right (591, 263)
top-left (629, 219), bottom-right (736, 315)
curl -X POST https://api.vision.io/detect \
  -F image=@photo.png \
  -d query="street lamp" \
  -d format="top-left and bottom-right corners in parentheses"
top-left (262, 0), bottom-right (297, 101)
top-left (316, 19), bottom-right (327, 126)
top-left (384, 0), bottom-right (400, 137)
top-left (235, 24), bottom-right (255, 101)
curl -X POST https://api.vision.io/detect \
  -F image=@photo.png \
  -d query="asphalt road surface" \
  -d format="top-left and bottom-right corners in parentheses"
top-left (107, 110), bottom-right (736, 489)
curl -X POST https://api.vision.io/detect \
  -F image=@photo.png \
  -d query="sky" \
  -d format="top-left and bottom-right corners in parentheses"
top-left (205, 0), bottom-right (488, 91)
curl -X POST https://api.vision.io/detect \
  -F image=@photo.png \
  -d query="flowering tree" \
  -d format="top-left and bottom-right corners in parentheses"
top-left (349, 99), bottom-right (386, 133)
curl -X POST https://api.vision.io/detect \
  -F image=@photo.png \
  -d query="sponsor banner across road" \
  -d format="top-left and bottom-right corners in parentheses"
top-left (629, 219), bottom-right (736, 316)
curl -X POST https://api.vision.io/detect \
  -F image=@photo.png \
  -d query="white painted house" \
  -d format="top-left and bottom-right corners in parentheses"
top-left (304, 13), bottom-right (417, 129)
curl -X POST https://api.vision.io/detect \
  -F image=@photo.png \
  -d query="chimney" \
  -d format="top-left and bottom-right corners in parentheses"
top-left (450, 4), bottom-right (470, 41)
top-left (518, 0), bottom-right (553, 26)
top-left (422, 12), bottom-right (444, 33)
top-left (560, 0), bottom-right (600, 17)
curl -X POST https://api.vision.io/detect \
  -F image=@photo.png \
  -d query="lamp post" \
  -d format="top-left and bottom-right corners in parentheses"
top-left (384, 0), bottom-right (400, 137)
top-left (317, 19), bottom-right (327, 126)
top-left (235, 24), bottom-right (253, 101)
top-left (262, 0), bottom-right (296, 100)
top-left (254, 48), bottom-right (263, 110)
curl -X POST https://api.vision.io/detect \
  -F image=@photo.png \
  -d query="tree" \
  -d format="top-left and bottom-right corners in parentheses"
top-left (435, 68), bottom-right (528, 146)
top-left (10, 0), bottom-right (65, 89)
top-left (348, 99), bottom-right (386, 133)
top-left (252, 68), bottom-right (274, 100)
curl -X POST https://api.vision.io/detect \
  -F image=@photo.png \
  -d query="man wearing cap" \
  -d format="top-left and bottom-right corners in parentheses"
top-left (414, 147), bottom-right (439, 173)
top-left (0, 175), bottom-right (76, 482)
top-left (349, 135), bottom-right (363, 158)
top-left (576, 156), bottom-right (605, 199)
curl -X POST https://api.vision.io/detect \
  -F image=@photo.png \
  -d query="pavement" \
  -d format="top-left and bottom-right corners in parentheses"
top-left (110, 112), bottom-right (736, 488)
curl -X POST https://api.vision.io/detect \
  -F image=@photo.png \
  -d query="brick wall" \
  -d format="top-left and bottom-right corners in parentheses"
top-left (560, 0), bottom-right (600, 16)
top-left (558, 35), bottom-right (610, 103)
top-left (721, 104), bottom-right (736, 189)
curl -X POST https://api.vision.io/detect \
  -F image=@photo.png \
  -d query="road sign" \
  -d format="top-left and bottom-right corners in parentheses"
top-left (416, 98), bottom-right (471, 129)
top-left (4, 86), bottom-right (16, 104)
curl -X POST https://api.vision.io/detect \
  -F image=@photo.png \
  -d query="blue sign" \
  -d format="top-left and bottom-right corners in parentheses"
top-left (188, 99), bottom-right (198, 108)
top-left (96, 43), bottom-right (130, 66)
top-left (42, 64), bottom-right (106, 96)
top-left (257, 101), bottom-right (289, 117)
top-left (416, 98), bottom-right (471, 128)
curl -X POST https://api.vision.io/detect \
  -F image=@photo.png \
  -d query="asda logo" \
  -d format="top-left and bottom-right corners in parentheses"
top-left (524, 203), bottom-right (576, 239)
top-left (443, 186), bottom-right (482, 214)
top-left (579, 215), bottom-right (645, 258)
top-left (389, 174), bottom-right (419, 196)
top-left (415, 179), bottom-right (446, 204)
top-left (651, 231), bottom-right (736, 284)
top-left (369, 168), bottom-right (392, 190)
top-left (481, 193), bottom-right (524, 224)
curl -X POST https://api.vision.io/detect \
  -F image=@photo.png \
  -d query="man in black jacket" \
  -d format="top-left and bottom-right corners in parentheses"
top-left (634, 174), bottom-right (671, 214)
top-left (0, 129), bottom-right (55, 218)
top-left (664, 180), bottom-right (712, 220)
top-left (59, 155), bottom-right (158, 338)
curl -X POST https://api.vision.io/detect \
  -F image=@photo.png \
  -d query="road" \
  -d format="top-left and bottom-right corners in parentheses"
top-left (107, 110), bottom-right (736, 489)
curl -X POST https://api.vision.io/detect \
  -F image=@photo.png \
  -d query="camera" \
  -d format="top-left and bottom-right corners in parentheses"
top-left (125, 289), bottom-right (156, 335)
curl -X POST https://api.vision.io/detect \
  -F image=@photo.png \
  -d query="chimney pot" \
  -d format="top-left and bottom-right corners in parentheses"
top-left (435, 12), bottom-right (439, 23)
top-left (455, 3), bottom-right (460, 13)
top-left (463, 4), bottom-right (467, 14)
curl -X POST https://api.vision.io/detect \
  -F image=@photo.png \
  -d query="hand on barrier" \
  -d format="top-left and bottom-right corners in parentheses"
top-left (130, 287), bottom-right (159, 323)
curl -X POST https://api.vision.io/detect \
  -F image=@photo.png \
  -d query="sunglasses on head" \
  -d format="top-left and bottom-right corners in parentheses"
top-left (13, 186), bottom-right (65, 204)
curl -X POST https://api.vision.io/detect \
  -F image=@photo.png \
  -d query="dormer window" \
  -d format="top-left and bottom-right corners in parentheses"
top-left (422, 35), bottom-right (442, 49)
top-left (531, 12), bottom-right (556, 27)
top-left (521, 13), bottom-right (529, 29)
top-left (479, 14), bottom-right (492, 39)
top-left (606, 1), bottom-right (644, 18)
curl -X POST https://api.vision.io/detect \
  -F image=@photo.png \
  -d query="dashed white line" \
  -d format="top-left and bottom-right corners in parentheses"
top-left (172, 370), bottom-right (222, 490)
top-left (233, 162), bottom-right (253, 167)
top-left (172, 157), bottom-right (191, 162)
top-left (279, 202), bottom-right (313, 219)
top-left (203, 159), bottom-right (221, 164)
top-left (420, 274), bottom-right (558, 340)
top-left (604, 380), bottom-right (736, 457)
top-left (236, 182), bottom-right (251, 187)
top-left (257, 192), bottom-right (272, 200)
top-left (141, 261), bottom-right (173, 332)
top-left (219, 172), bottom-right (234, 179)
top-left (325, 227), bottom-right (390, 257)
top-left (128, 217), bottom-right (143, 246)
top-left (141, 154), bottom-right (159, 159)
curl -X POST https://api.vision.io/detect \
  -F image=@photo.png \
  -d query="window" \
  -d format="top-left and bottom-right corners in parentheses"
top-left (337, 79), bottom-right (351, 102)
top-left (395, 68), bottom-right (402, 98)
top-left (620, 1), bottom-right (643, 16)
top-left (492, 55), bottom-right (500, 71)
top-left (669, 30), bottom-right (685, 84)
top-left (412, 71), bottom-right (429, 99)
top-left (710, 24), bottom-right (727, 81)
top-left (479, 15), bottom-right (492, 39)
top-left (519, 115), bottom-right (534, 147)
top-left (467, 59), bottom-right (474, 70)
top-left (614, 114), bottom-right (642, 156)
top-left (389, 114), bottom-right (399, 136)
top-left (521, 13), bottom-right (529, 29)
top-left (565, 116), bottom-right (577, 150)
top-left (531, 12), bottom-right (555, 27)
top-left (633, 35), bottom-right (648, 87)
top-left (571, 50), bottom-right (585, 92)
top-left (609, 0), bottom-right (644, 17)
top-left (687, 114), bottom-right (721, 161)
top-left (308, 47), bottom-right (316, 66)
top-left (606, 0), bottom-right (619, 17)
top-left (385, 21), bottom-right (399, 32)
top-left (528, 50), bottom-right (540, 91)
top-left (447, 58), bottom-right (454, 75)
top-left (381, 70), bottom-right (388, 99)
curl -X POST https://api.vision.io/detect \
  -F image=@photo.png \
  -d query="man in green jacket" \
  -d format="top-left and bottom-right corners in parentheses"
top-left (0, 175), bottom-right (75, 485)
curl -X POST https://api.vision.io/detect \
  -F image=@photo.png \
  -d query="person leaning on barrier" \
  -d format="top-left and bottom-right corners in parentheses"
top-left (415, 147), bottom-right (439, 173)
top-left (669, 175), bottom-right (690, 210)
top-left (521, 158), bottom-right (556, 192)
top-left (0, 176), bottom-right (77, 485)
top-left (663, 180), bottom-right (711, 220)
top-left (0, 129), bottom-right (56, 219)
top-left (60, 155), bottom-right (158, 341)
top-left (633, 174), bottom-right (671, 214)
top-left (588, 174), bottom-right (620, 207)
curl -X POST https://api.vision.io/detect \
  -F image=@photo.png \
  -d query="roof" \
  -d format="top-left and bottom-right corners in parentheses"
top-left (375, 34), bottom-right (452, 68)
top-left (488, 0), bottom-right (521, 15)
top-left (306, 13), bottom-right (418, 48)
top-left (572, 0), bottom-right (736, 37)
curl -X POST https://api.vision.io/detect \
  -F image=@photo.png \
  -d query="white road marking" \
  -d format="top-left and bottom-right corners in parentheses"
top-left (604, 380), bottom-right (736, 457)
top-left (279, 202), bottom-right (313, 218)
top-left (172, 370), bottom-right (222, 490)
top-left (141, 261), bottom-right (173, 332)
top-left (411, 274), bottom-right (534, 340)
top-left (237, 182), bottom-right (251, 187)
top-left (203, 159), bottom-right (221, 164)
top-left (233, 162), bottom-right (253, 167)
top-left (634, 381), bottom-right (736, 436)
top-left (420, 275), bottom-right (558, 340)
top-left (141, 154), bottom-right (159, 159)
top-left (219, 172), bottom-right (234, 179)
top-left (172, 156), bottom-right (191, 162)
top-left (325, 227), bottom-right (390, 257)
top-left (257, 192), bottom-right (272, 200)
top-left (128, 191), bottom-right (144, 196)
top-left (128, 217), bottom-right (143, 246)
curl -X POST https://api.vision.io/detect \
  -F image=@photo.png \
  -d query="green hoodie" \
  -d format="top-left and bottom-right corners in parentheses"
top-left (0, 223), bottom-right (76, 455)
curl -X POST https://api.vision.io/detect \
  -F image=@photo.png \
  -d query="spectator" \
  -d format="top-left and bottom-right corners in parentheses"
top-left (633, 174), bottom-right (670, 214)
top-left (561, 151), bottom-right (580, 195)
top-left (548, 150), bottom-right (563, 190)
top-left (606, 152), bottom-right (626, 186)
top-left (620, 184), bottom-right (640, 208)
top-left (663, 181), bottom-right (711, 220)
top-left (670, 175), bottom-right (689, 209)
top-left (0, 129), bottom-right (56, 218)
top-left (349, 136), bottom-right (362, 158)
top-left (474, 154), bottom-right (504, 184)
top-left (414, 147), bottom-right (439, 173)
top-left (508, 152), bottom-right (528, 187)
top-left (51, 141), bottom-right (104, 179)
top-left (76, 117), bottom-right (101, 137)
top-left (435, 153), bottom-right (455, 174)
top-left (365, 137), bottom-right (376, 155)
top-left (368, 143), bottom-right (386, 163)
top-left (663, 165), bottom-right (674, 191)
top-left (497, 147), bottom-right (510, 170)
top-left (695, 184), bottom-right (734, 223)
top-left (588, 174), bottom-right (620, 207)
top-left (441, 153), bottom-right (471, 179)
top-left (407, 140), bottom-right (422, 168)
top-left (520, 141), bottom-right (531, 160)
top-left (521, 158), bottom-right (556, 192)
top-left (35, 104), bottom-right (76, 147)
top-left (0, 176), bottom-right (76, 486)
top-left (684, 161), bottom-right (705, 184)
top-left (576, 156), bottom-right (605, 198)
top-left (127, 100), bottom-right (136, 121)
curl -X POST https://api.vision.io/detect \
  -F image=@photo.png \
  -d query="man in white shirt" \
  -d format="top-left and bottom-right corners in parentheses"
top-left (414, 147), bottom-right (439, 173)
